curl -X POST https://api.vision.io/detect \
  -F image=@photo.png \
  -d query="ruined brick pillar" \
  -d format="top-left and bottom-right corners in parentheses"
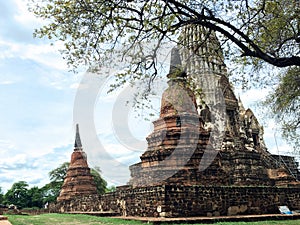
top-left (57, 124), bottom-right (97, 201)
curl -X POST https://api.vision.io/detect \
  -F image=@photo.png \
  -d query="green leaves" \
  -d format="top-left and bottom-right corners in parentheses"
top-left (91, 168), bottom-right (107, 195)
top-left (29, 0), bottom-right (300, 79)
top-left (4, 181), bottom-right (30, 209)
top-left (264, 66), bottom-right (300, 150)
top-left (0, 187), bottom-right (3, 204)
top-left (49, 162), bottom-right (69, 183)
top-left (254, 1), bottom-right (297, 56)
top-left (29, 0), bottom-right (300, 150)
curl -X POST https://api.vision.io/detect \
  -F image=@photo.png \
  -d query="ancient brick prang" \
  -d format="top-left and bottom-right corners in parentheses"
top-left (128, 31), bottom-right (299, 188)
top-left (57, 124), bottom-right (97, 202)
top-left (54, 25), bottom-right (300, 217)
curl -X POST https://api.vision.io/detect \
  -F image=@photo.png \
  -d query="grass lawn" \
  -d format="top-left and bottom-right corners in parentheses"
top-left (6, 213), bottom-right (300, 225)
top-left (6, 213), bottom-right (143, 225)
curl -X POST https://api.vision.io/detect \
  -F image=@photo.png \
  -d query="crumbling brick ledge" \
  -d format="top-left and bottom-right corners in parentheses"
top-left (52, 185), bottom-right (300, 217)
top-left (114, 214), bottom-right (300, 224)
top-left (0, 216), bottom-right (12, 225)
top-left (0, 216), bottom-right (8, 221)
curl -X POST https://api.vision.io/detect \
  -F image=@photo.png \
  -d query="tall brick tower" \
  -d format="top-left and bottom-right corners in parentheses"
top-left (57, 124), bottom-right (97, 201)
top-left (128, 26), bottom-right (298, 188)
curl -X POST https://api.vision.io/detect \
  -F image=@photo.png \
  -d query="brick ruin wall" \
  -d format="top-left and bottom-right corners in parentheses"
top-left (52, 185), bottom-right (300, 217)
top-left (52, 186), bottom-right (165, 217)
top-left (164, 185), bottom-right (300, 217)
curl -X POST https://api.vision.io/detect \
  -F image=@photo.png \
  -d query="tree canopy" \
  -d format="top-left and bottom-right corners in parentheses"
top-left (42, 162), bottom-right (70, 203)
top-left (4, 181), bottom-right (30, 209)
top-left (264, 67), bottom-right (300, 150)
top-left (0, 187), bottom-right (3, 204)
top-left (90, 167), bottom-right (107, 195)
top-left (30, 0), bottom-right (300, 69)
top-left (30, 0), bottom-right (299, 149)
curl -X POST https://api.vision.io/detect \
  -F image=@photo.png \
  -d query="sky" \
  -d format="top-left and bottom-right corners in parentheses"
top-left (0, 0), bottom-right (296, 193)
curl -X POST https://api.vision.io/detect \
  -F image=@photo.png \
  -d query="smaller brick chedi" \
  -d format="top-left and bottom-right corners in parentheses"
top-left (57, 124), bottom-right (97, 201)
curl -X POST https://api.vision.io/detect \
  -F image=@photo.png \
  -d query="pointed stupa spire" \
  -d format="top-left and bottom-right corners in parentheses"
top-left (74, 124), bottom-right (82, 150)
top-left (167, 46), bottom-right (186, 79)
top-left (238, 96), bottom-right (246, 112)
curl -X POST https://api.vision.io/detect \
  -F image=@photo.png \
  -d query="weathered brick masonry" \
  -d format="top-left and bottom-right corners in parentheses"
top-left (53, 185), bottom-right (300, 217)
top-left (54, 25), bottom-right (300, 217)
top-left (164, 185), bottom-right (300, 217)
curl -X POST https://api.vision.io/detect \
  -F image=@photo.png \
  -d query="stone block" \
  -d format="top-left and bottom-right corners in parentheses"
top-left (227, 205), bottom-right (248, 216)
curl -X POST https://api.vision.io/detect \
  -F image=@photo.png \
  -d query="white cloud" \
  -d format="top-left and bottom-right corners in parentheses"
top-left (237, 88), bottom-right (270, 108)
top-left (0, 154), bottom-right (27, 166)
top-left (0, 0), bottom-right (78, 192)
top-left (0, 80), bottom-right (16, 85)
top-left (0, 39), bottom-right (68, 71)
top-left (22, 42), bottom-right (69, 70)
top-left (0, 140), bottom-right (15, 155)
top-left (14, 0), bottom-right (43, 26)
